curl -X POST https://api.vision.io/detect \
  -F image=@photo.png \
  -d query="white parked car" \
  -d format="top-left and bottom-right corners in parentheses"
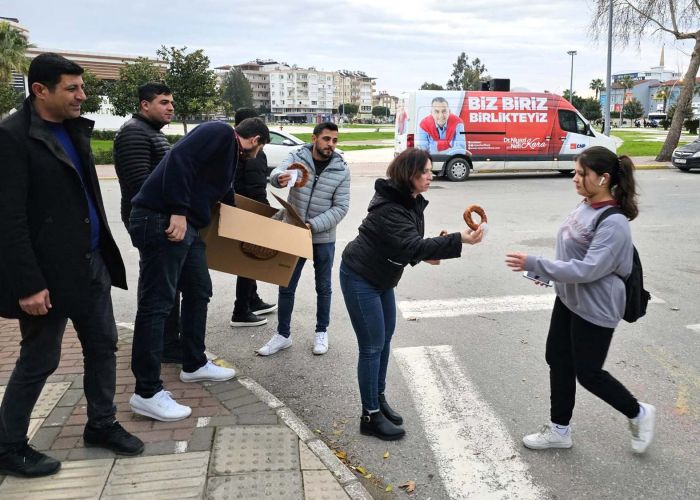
top-left (264, 129), bottom-right (343, 175)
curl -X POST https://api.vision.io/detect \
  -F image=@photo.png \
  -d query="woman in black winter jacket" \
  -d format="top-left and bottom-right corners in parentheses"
top-left (340, 148), bottom-right (484, 440)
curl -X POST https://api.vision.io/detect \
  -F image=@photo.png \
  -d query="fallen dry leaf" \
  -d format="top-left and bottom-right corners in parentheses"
top-left (400, 480), bottom-right (417, 493)
top-left (335, 450), bottom-right (347, 460)
top-left (356, 466), bottom-right (367, 475)
top-left (364, 473), bottom-right (373, 479)
top-left (314, 429), bottom-right (322, 434)
top-left (333, 429), bottom-right (344, 436)
top-left (383, 451), bottom-right (390, 459)
top-left (385, 484), bottom-right (394, 492)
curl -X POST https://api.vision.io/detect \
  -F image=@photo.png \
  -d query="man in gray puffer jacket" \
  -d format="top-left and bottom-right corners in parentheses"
top-left (257, 122), bottom-right (350, 357)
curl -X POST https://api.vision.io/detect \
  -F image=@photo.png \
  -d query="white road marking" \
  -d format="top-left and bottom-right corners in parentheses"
top-left (398, 294), bottom-right (555, 319)
top-left (394, 345), bottom-right (544, 499)
top-left (116, 322), bottom-right (134, 330)
top-left (687, 324), bottom-right (700, 333)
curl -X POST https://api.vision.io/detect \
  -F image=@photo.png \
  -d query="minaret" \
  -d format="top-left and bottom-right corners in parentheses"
top-left (659, 45), bottom-right (665, 68)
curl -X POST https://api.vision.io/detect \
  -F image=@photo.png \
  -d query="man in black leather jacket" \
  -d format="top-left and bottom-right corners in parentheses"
top-left (229, 108), bottom-right (277, 327)
top-left (114, 83), bottom-right (183, 362)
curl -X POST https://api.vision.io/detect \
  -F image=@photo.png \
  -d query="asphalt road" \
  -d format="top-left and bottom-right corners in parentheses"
top-left (104, 167), bottom-right (700, 500)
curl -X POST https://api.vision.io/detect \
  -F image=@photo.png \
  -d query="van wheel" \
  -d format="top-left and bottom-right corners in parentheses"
top-left (445, 158), bottom-right (470, 181)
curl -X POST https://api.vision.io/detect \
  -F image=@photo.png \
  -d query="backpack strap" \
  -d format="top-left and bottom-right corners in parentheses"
top-left (594, 206), bottom-right (625, 231)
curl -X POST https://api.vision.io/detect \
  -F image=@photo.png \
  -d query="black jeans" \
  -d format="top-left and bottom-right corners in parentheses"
top-left (129, 207), bottom-right (210, 397)
top-left (0, 252), bottom-right (118, 450)
top-left (233, 277), bottom-right (262, 317)
top-left (546, 297), bottom-right (639, 425)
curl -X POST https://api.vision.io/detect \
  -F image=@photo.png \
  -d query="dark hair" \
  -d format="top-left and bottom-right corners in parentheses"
top-left (386, 148), bottom-right (432, 192)
top-left (431, 97), bottom-right (448, 106)
top-left (28, 53), bottom-right (83, 97)
top-left (234, 108), bottom-right (258, 126)
top-left (138, 82), bottom-right (171, 104)
top-left (576, 146), bottom-right (638, 220)
top-left (312, 121), bottom-right (338, 136)
top-left (235, 117), bottom-right (270, 145)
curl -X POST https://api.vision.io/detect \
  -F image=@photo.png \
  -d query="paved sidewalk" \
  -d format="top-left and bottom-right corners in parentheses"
top-left (0, 319), bottom-right (372, 499)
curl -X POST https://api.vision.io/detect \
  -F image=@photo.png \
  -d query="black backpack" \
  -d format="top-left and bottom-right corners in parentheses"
top-left (595, 207), bottom-right (651, 323)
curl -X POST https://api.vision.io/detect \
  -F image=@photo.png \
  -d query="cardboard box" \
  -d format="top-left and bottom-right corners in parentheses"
top-left (201, 193), bottom-right (313, 287)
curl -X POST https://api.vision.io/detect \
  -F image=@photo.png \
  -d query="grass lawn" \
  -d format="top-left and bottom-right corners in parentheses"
top-left (341, 145), bottom-right (393, 151)
top-left (91, 139), bottom-right (113, 154)
top-left (612, 131), bottom-right (693, 156)
top-left (294, 131), bottom-right (395, 143)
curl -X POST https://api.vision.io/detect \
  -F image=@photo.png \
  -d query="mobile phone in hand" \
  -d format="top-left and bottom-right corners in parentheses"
top-left (523, 271), bottom-right (553, 287)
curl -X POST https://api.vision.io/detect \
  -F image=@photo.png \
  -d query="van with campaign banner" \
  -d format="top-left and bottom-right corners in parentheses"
top-left (395, 90), bottom-right (617, 181)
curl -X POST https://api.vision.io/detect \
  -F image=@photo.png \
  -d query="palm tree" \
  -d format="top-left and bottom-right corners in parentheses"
top-left (589, 78), bottom-right (605, 100)
top-left (0, 22), bottom-right (32, 83)
top-left (654, 87), bottom-right (670, 113)
top-left (618, 76), bottom-right (635, 127)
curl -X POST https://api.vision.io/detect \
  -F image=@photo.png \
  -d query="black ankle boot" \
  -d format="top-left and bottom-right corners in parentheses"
top-left (360, 410), bottom-right (405, 441)
top-left (378, 394), bottom-right (403, 426)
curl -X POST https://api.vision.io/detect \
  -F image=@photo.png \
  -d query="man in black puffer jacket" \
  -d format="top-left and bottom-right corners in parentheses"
top-left (229, 108), bottom-right (277, 327)
top-left (113, 83), bottom-right (182, 362)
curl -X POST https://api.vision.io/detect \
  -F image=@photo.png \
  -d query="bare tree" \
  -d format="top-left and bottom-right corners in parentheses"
top-left (590, 0), bottom-right (699, 160)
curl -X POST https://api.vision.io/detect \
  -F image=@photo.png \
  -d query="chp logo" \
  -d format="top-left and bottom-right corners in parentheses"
top-left (569, 143), bottom-right (586, 150)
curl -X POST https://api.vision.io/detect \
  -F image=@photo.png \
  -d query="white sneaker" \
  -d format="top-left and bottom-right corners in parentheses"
top-left (256, 333), bottom-right (292, 356)
top-left (180, 361), bottom-right (236, 383)
top-left (523, 423), bottom-right (573, 450)
top-left (129, 390), bottom-right (192, 422)
top-left (312, 331), bottom-right (329, 355)
top-left (629, 402), bottom-right (656, 454)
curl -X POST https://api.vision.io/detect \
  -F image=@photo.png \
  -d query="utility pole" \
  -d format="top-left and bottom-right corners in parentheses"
top-left (567, 50), bottom-right (577, 103)
top-left (603, 0), bottom-right (613, 136)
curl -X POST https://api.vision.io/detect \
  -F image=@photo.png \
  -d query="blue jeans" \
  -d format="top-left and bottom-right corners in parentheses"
top-left (339, 261), bottom-right (396, 412)
top-left (128, 207), bottom-right (211, 397)
top-left (277, 242), bottom-right (335, 338)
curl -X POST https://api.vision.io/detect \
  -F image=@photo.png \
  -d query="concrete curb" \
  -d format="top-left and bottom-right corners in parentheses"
top-left (238, 377), bottom-right (373, 499)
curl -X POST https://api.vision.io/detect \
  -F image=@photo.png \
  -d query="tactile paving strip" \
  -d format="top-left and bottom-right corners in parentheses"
top-left (206, 471), bottom-right (303, 500)
top-left (0, 381), bottom-right (71, 419)
top-left (101, 451), bottom-right (209, 499)
top-left (299, 441), bottom-right (326, 470)
top-left (303, 470), bottom-right (351, 499)
top-left (0, 458), bottom-right (113, 499)
top-left (210, 425), bottom-right (299, 475)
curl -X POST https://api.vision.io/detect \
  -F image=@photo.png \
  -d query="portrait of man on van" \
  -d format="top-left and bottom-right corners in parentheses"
top-left (417, 96), bottom-right (466, 155)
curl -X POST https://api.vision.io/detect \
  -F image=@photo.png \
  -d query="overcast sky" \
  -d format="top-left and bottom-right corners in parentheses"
top-left (6, 0), bottom-right (694, 97)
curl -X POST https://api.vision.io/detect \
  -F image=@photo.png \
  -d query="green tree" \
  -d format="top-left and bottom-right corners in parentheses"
top-left (257, 103), bottom-right (270, 116)
top-left (562, 90), bottom-right (585, 110)
top-left (581, 98), bottom-right (603, 122)
top-left (220, 67), bottom-right (252, 114)
top-left (420, 82), bottom-right (444, 90)
top-left (667, 102), bottom-right (693, 122)
top-left (590, 0), bottom-right (699, 160)
top-left (80, 69), bottom-right (104, 114)
top-left (0, 82), bottom-right (23, 115)
top-left (372, 106), bottom-right (390, 117)
top-left (446, 52), bottom-right (490, 90)
top-left (589, 78), bottom-right (605, 100)
top-left (0, 22), bottom-right (33, 83)
top-left (157, 46), bottom-right (218, 133)
top-left (337, 103), bottom-right (358, 115)
top-left (623, 97), bottom-right (644, 120)
top-left (618, 75), bottom-right (635, 127)
top-left (106, 57), bottom-right (163, 116)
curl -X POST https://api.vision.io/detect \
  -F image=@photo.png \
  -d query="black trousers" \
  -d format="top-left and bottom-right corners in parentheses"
top-left (546, 297), bottom-right (639, 425)
top-left (233, 277), bottom-right (262, 316)
top-left (0, 252), bottom-right (118, 450)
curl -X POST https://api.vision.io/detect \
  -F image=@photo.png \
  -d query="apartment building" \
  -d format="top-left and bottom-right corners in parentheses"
top-left (373, 91), bottom-right (398, 117)
top-left (268, 65), bottom-right (336, 122)
top-left (334, 70), bottom-right (376, 117)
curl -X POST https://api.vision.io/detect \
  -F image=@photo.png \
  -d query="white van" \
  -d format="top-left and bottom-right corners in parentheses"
top-left (395, 90), bottom-right (617, 181)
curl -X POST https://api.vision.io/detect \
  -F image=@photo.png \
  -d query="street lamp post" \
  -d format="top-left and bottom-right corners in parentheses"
top-left (567, 50), bottom-right (577, 103)
top-left (603, 0), bottom-right (613, 135)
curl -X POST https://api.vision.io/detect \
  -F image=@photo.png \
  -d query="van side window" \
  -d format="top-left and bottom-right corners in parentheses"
top-left (558, 110), bottom-right (587, 135)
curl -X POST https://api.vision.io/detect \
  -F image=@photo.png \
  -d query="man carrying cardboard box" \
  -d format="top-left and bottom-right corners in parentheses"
top-left (257, 122), bottom-right (350, 357)
top-left (128, 117), bottom-right (270, 422)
